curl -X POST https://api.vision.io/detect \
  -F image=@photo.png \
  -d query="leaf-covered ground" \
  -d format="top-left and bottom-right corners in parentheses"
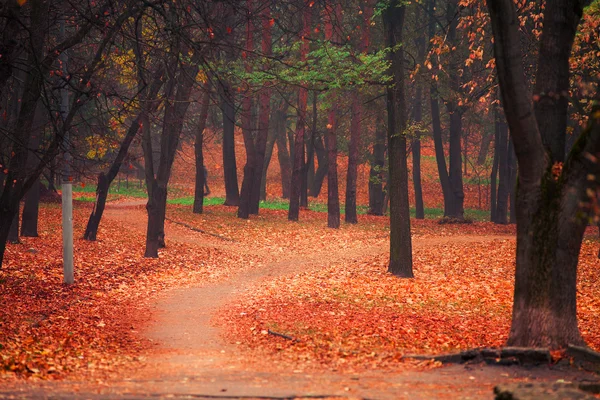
top-left (2, 199), bottom-right (599, 391)
top-left (0, 202), bottom-right (254, 381)
top-left (218, 219), bottom-right (600, 373)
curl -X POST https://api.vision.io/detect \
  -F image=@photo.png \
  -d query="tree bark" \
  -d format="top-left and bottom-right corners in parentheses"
top-left (384, 0), bottom-right (413, 278)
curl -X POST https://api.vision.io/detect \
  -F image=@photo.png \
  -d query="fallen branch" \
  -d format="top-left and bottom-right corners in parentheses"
top-left (165, 217), bottom-right (236, 242)
top-left (405, 347), bottom-right (551, 366)
top-left (268, 329), bottom-right (299, 342)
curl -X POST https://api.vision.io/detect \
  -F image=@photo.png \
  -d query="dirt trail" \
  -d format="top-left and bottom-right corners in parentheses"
top-left (4, 203), bottom-right (593, 399)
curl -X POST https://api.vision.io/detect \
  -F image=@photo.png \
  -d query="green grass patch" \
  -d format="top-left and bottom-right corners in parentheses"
top-left (70, 182), bottom-right (149, 198)
top-left (168, 196), bottom-right (489, 221)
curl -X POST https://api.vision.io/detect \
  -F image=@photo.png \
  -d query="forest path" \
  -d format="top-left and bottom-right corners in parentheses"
top-left (33, 202), bottom-right (591, 399)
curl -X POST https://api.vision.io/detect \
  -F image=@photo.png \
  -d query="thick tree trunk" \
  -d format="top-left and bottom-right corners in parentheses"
top-left (326, 110), bottom-right (340, 228)
top-left (384, 0), bottom-right (413, 278)
top-left (193, 88), bottom-right (210, 214)
top-left (368, 111), bottom-right (386, 216)
top-left (345, 92), bottom-right (360, 224)
top-left (221, 82), bottom-right (240, 206)
top-left (488, 0), bottom-right (590, 348)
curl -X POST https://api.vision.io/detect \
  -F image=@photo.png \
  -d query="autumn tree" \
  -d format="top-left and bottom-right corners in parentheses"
top-left (488, 0), bottom-right (598, 347)
top-left (383, 0), bottom-right (413, 277)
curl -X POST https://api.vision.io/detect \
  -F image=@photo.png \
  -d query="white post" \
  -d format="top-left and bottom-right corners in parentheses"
top-left (62, 182), bottom-right (74, 284)
top-left (60, 18), bottom-right (74, 285)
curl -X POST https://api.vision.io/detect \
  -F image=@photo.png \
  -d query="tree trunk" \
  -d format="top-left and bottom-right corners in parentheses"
top-left (275, 107), bottom-right (291, 199)
top-left (193, 87), bottom-right (210, 214)
top-left (384, 0), bottom-right (413, 278)
top-left (21, 179), bottom-right (39, 237)
top-left (310, 129), bottom-right (328, 197)
top-left (368, 110), bottom-right (386, 216)
top-left (221, 82), bottom-right (240, 206)
top-left (488, 0), bottom-right (590, 348)
top-left (239, 4), bottom-right (256, 220)
top-left (412, 4), bottom-right (426, 220)
top-left (300, 133), bottom-right (308, 208)
top-left (84, 65), bottom-right (165, 240)
top-left (0, 0), bottom-right (51, 267)
top-left (326, 109), bottom-right (340, 228)
top-left (260, 109), bottom-right (278, 201)
top-left (21, 104), bottom-right (44, 237)
top-left (306, 91), bottom-right (318, 195)
top-left (444, 0), bottom-right (465, 220)
top-left (8, 208), bottom-right (19, 244)
top-left (477, 129), bottom-right (494, 165)
top-left (447, 110), bottom-right (465, 219)
top-left (288, 6), bottom-right (311, 221)
top-left (345, 92), bottom-right (360, 224)
top-left (495, 108), bottom-right (509, 224)
top-left (144, 49), bottom-right (199, 257)
top-left (250, 3), bottom-right (272, 214)
top-left (490, 116), bottom-right (499, 222)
